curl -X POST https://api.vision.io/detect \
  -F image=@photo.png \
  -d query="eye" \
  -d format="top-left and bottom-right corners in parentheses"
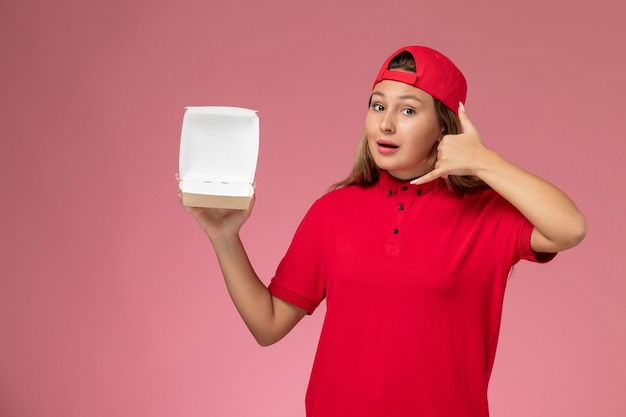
top-left (371, 103), bottom-right (385, 112)
top-left (402, 108), bottom-right (415, 115)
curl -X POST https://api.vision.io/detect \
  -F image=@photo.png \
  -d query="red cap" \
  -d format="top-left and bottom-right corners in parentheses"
top-left (373, 46), bottom-right (467, 114)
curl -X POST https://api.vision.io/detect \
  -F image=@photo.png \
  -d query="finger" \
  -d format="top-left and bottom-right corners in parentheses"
top-left (457, 102), bottom-right (476, 134)
top-left (249, 183), bottom-right (257, 210)
top-left (410, 169), bottom-right (443, 185)
top-left (248, 192), bottom-right (257, 212)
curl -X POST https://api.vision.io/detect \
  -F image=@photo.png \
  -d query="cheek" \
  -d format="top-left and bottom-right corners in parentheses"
top-left (408, 120), bottom-right (441, 148)
top-left (366, 136), bottom-right (377, 155)
top-left (364, 115), bottom-right (376, 136)
top-left (364, 121), bottom-right (377, 147)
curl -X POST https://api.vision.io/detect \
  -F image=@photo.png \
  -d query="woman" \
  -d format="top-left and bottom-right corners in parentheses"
top-left (178, 45), bottom-right (587, 417)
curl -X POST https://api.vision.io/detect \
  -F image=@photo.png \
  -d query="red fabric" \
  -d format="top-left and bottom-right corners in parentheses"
top-left (373, 45), bottom-right (467, 114)
top-left (268, 171), bottom-right (555, 417)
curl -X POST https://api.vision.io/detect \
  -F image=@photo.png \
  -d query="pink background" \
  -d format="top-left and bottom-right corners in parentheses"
top-left (1, 0), bottom-right (624, 416)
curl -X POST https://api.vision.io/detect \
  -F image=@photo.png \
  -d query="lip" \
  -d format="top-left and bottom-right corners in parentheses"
top-left (376, 139), bottom-right (399, 155)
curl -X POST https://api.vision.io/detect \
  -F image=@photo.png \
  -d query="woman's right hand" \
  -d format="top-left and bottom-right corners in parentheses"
top-left (176, 174), bottom-right (255, 241)
top-left (176, 174), bottom-right (305, 346)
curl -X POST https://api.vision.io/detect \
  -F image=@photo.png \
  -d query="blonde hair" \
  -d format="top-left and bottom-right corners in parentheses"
top-left (332, 52), bottom-right (488, 193)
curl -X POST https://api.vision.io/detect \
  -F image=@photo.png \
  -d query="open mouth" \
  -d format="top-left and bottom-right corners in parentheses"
top-left (377, 140), bottom-right (399, 149)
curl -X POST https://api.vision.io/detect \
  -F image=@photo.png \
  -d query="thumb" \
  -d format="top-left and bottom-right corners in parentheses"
top-left (458, 102), bottom-right (476, 134)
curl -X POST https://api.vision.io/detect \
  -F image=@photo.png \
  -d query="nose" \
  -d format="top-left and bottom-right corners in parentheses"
top-left (380, 111), bottom-right (395, 133)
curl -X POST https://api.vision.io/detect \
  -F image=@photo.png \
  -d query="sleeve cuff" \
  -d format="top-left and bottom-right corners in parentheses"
top-left (268, 282), bottom-right (320, 315)
top-left (520, 220), bottom-right (557, 263)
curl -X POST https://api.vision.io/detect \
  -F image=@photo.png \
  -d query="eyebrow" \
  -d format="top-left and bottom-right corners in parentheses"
top-left (370, 91), bottom-right (423, 103)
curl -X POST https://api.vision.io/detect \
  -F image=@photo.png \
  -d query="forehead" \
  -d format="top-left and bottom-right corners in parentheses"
top-left (371, 80), bottom-right (434, 104)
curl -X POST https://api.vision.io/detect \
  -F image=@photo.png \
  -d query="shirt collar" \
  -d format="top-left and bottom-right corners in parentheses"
top-left (377, 170), bottom-right (444, 197)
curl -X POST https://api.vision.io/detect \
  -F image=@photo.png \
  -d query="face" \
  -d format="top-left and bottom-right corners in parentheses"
top-left (365, 79), bottom-right (443, 180)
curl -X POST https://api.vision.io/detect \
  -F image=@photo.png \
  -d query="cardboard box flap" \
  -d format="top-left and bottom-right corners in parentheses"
top-left (179, 106), bottom-right (258, 198)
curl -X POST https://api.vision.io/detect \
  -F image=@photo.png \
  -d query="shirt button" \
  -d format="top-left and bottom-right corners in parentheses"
top-left (393, 228), bottom-right (399, 234)
top-left (398, 204), bottom-right (404, 210)
top-left (417, 189), bottom-right (422, 196)
top-left (401, 185), bottom-right (408, 191)
top-left (387, 190), bottom-right (393, 196)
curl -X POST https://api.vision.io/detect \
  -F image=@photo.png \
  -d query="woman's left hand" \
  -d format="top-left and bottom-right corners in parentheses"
top-left (411, 103), bottom-right (586, 253)
top-left (411, 102), bottom-right (491, 185)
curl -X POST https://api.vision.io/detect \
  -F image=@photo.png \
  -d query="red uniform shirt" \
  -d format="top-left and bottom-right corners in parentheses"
top-left (269, 171), bottom-right (554, 417)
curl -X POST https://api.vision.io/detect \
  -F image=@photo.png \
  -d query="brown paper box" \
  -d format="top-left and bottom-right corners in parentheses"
top-left (178, 106), bottom-right (258, 210)
top-left (180, 192), bottom-right (252, 210)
